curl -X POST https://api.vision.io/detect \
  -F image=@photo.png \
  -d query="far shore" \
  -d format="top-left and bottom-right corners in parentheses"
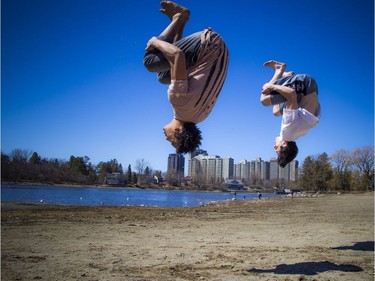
top-left (1, 181), bottom-right (277, 193)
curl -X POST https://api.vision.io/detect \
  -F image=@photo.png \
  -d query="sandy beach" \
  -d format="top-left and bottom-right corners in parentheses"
top-left (1, 193), bottom-right (374, 281)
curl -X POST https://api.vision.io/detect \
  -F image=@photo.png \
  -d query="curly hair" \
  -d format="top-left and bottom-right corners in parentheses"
top-left (175, 122), bottom-right (202, 154)
top-left (278, 141), bottom-right (298, 168)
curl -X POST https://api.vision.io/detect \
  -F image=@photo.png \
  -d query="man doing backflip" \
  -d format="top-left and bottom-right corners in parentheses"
top-left (260, 60), bottom-right (321, 167)
top-left (144, 1), bottom-right (229, 154)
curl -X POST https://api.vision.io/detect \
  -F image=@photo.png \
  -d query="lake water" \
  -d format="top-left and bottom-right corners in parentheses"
top-left (1, 185), bottom-right (282, 208)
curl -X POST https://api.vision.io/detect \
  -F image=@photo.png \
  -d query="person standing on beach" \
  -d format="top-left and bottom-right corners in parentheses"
top-left (260, 60), bottom-right (321, 167)
top-left (144, 1), bottom-right (229, 153)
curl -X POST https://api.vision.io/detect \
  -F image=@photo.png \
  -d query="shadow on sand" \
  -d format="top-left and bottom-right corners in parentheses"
top-left (248, 261), bottom-right (363, 276)
top-left (332, 241), bottom-right (374, 252)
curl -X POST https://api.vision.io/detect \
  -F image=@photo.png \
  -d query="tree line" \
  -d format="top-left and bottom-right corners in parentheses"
top-left (1, 145), bottom-right (374, 192)
top-left (299, 145), bottom-right (374, 192)
top-left (1, 149), bottom-right (160, 186)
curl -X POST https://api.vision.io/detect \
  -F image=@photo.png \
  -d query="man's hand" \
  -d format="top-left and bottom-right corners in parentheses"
top-left (145, 37), bottom-right (158, 52)
top-left (262, 83), bottom-right (274, 95)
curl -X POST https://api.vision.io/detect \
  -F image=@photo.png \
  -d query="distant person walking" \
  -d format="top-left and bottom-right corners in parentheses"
top-left (144, 1), bottom-right (229, 153)
top-left (260, 60), bottom-right (321, 167)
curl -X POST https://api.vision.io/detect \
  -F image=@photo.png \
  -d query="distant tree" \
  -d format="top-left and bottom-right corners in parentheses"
top-left (1, 153), bottom-right (11, 165)
top-left (330, 149), bottom-right (352, 191)
top-left (9, 149), bottom-right (32, 181)
top-left (166, 169), bottom-right (180, 187)
top-left (299, 153), bottom-right (332, 192)
top-left (67, 155), bottom-right (97, 184)
top-left (97, 161), bottom-right (111, 174)
top-left (126, 164), bottom-right (132, 184)
top-left (29, 152), bottom-right (42, 165)
top-left (10, 149), bottom-right (32, 163)
top-left (135, 159), bottom-right (151, 185)
top-left (145, 166), bottom-right (150, 176)
top-left (96, 159), bottom-right (123, 184)
top-left (143, 166), bottom-right (153, 186)
top-left (315, 153), bottom-right (332, 192)
top-left (191, 162), bottom-right (205, 190)
top-left (97, 159), bottom-right (123, 174)
top-left (69, 156), bottom-right (90, 176)
top-left (154, 170), bottom-right (162, 178)
top-left (1, 153), bottom-right (12, 181)
top-left (350, 145), bottom-right (374, 191)
top-left (135, 158), bottom-right (149, 175)
top-left (132, 172), bottom-right (138, 185)
top-left (27, 152), bottom-right (42, 181)
top-left (299, 156), bottom-right (315, 191)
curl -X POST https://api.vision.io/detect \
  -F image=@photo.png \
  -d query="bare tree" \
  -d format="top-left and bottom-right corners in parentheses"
top-left (191, 162), bottom-right (205, 190)
top-left (135, 158), bottom-right (150, 185)
top-left (10, 149), bottom-right (32, 162)
top-left (135, 158), bottom-right (149, 174)
top-left (166, 169), bottom-right (180, 187)
top-left (351, 145), bottom-right (374, 191)
top-left (330, 149), bottom-right (351, 191)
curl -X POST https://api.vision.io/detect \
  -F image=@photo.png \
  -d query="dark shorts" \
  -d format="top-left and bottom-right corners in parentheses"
top-left (270, 74), bottom-right (318, 114)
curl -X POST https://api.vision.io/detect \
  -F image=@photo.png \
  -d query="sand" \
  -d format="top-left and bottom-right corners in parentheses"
top-left (1, 193), bottom-right (374, 281)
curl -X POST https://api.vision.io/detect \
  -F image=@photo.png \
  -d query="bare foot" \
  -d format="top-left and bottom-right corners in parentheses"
top-left (160, 1), bottom-right (190, 20)
top-left (263, 60), bottom-right (287, 72)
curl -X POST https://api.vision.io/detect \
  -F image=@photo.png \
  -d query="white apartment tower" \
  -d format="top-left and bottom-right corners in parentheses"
top-left (189, 154), bottom-right (223, 184)
top-left (222, 157), bottom-right (234, 180)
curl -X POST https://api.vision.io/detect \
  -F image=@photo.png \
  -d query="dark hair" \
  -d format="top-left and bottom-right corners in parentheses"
top-left (278, 141), bottom-right (298, 167)
top-left (175, 122), bottom-right (202, 154)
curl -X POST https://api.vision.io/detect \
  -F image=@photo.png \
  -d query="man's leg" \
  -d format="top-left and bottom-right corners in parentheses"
top-left (144, 4), bottom-right (189, 69)
top-left (146, 13), bottom-right (190, 81)
top-left (159, 1), bottom-right (190, 42)
top-left (144, 2), bottom-right (191, 84)
top-left (260, 60), bottom-right (288, 114)
top-left (264, 60), bottom-right (286, 84)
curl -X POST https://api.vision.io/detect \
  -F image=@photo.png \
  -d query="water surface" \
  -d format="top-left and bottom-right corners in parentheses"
top-left (1, 185), bottom-right (281, 207)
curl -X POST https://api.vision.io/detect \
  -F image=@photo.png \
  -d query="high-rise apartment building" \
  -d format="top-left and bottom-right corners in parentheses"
top-left (254, 157), bottom-right (263, 178)
top-left (167, 153), bottom-right (185, 177)
top-left (289, 160), bottom-right (298, 181)
top-left (234, 160), bottom-right (250, 180)
top-left (260, 161), bottom-right (270, 181)
top-left (269, 158), bottom-right (279, 180)
top-left (185, 148), bottom-right (298, 185)
top-left (222, 157), bottom-right (234, 180)
top-left (189, 154), bottom-right (222, 184)
top-left (269, 158), bottom-right (298, 182)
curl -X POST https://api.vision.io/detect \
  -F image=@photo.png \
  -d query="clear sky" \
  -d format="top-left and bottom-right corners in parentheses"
top-left (2, 0), bottom-right (374, 173)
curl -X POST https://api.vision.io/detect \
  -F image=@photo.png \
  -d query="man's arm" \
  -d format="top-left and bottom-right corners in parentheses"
top-left (272, 104), bottom-right (282, 116)
top-left (146, 37), bottom-right (187, 81)
top-left (262, 83), bottom-right (298, 110)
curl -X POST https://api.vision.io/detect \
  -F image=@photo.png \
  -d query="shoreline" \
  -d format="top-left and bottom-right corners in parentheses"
top-left (1, 181), bottom-right (279, 194)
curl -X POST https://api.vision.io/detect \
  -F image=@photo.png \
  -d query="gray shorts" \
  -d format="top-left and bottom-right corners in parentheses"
top-left (270, 74), bottom-right (318, 114)
top-left (144, 31), bottom-right (202, 84)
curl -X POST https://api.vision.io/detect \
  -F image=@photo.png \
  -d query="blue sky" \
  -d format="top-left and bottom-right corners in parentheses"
top-left (2, 0), bottom-right (374, 173)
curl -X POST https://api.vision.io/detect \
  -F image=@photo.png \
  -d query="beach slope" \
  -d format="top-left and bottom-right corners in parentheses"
top-left (2, 193), bottom-right (374, 281)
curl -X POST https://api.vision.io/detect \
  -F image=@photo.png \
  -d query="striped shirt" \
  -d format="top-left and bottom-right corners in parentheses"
top-left (168, 29), bottom-right (229, 124)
